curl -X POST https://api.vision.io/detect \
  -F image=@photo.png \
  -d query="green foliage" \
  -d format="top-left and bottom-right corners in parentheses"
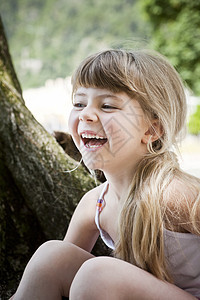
top-left (188, 105), bottom-right (200, 135)
top-left (1, 0), bottom-right (149, 89)
top-left (141, 0), bottom-right (200, 95)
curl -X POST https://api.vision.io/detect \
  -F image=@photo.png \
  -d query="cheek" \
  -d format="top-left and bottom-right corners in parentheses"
top-left (68, 111), bottom-right (79, 141)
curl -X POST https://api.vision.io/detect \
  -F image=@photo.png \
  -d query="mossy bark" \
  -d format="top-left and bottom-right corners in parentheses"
top-left (0, 16), bottom-right (109, 298)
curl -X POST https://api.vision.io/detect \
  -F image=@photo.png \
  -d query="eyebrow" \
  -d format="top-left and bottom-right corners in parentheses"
top-left (74, 93), bottom-right (87, 97)
top-left (74, 92), bottom-right (123, 102)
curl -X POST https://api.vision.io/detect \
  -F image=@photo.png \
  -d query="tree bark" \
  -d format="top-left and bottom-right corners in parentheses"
top-left (0, 16), bottom-right (109, 298)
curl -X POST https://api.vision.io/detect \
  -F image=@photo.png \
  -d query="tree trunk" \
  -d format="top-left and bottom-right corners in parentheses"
top-left (0, 16), bottom-right (109, 298)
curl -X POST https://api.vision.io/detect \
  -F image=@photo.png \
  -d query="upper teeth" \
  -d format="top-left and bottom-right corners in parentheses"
top-left (81, 133), bottom-right (105, 139)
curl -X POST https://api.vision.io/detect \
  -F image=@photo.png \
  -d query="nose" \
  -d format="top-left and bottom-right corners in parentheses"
top-left (79, 106), bottom-right (98, 123)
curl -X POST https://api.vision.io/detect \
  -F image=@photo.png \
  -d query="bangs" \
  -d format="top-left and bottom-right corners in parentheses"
top-left (71, 50), bottom-right (137, 95)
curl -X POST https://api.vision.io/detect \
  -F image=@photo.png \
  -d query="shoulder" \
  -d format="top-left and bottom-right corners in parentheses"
top-left (76, 181), bottom-right (107, 214)
top-left (163, 175), bottom-right (200, 234)
top-left (164, 176), bottom-right (196, 200)
top-left (164, 175), bottom-right (199, 204)
top-left (81, 181), bottom-right (107, 203)
top-left (67, 181), bottom-right (107, 224)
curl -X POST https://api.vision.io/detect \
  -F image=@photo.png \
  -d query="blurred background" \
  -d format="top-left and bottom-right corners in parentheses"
top-left (1, 0), bottom-right (200, 177)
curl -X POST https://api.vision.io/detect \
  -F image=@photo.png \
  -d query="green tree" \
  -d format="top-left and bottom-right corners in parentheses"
top-left (1, 0), bottom-right (148, 89)
top-left (141, 0), bottom-right (200, 95)
top-left (188, 105), bottom-right (200, 135)
top-left (0, 16), bottom-right (108, 298)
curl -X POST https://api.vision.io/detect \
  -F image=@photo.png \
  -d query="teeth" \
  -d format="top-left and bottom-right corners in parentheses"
top-left (81, 133), bottom-right (105, 139)
top-left (85, 144), bottom-right (101, 148)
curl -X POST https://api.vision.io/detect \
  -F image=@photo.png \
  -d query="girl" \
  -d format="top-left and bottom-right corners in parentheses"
top-left (12, 49), bottom-right (200, 299)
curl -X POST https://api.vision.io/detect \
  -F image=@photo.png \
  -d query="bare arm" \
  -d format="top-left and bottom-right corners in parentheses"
top-left (64, 184), bottom-right (104, 252)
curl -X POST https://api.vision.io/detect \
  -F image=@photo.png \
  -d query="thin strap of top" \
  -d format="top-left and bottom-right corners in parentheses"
top-left (95, 182), bottom-right (115, 250)
top-left (95, 182), bottom-right (108, 231)
top-left (96, 182), bottom-right (109, 213)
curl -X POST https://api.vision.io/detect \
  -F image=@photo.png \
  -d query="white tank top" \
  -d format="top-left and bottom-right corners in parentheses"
top-left (95, 182), bottom-right (115, 250)
top-left (95, 182), bottom-right (200, 298)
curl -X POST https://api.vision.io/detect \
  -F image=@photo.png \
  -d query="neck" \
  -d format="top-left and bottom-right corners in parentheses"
top-left (100, 150), bottom-right (147, 201)
top-left (102, 152), bottom-right (144, 199)
top-left (103, 169), bottom-right (134, 202)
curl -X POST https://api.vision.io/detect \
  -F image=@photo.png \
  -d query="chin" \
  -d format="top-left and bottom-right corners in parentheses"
top-left (83, 161), bottom-right (103, 171)
top-left (82, 156), bottom-right (106, 171)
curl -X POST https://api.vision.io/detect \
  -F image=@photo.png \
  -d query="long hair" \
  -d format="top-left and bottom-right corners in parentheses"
top-left (71, 49), bottom-right (200, 282)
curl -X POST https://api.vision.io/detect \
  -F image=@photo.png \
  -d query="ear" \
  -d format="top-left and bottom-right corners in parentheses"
top-left (142, 120), bottom-right (163, 144)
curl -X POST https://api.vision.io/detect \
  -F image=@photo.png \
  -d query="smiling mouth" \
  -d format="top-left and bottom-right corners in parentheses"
top-left (81, 133), bottom-right (108, 149)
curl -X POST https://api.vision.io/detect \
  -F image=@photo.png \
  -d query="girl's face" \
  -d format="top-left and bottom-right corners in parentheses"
top-left (68, 87), bottom-right (150, 173)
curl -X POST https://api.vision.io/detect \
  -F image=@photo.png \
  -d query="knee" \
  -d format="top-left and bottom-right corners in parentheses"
top-left (69, 257), bottom-right (114, 300)
top-left (25, 240), bottom-right (72, 277)
top-left (77, 256), bottom-right (107, 279)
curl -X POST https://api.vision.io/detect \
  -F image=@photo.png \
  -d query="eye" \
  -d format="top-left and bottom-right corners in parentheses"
top-left (102, 104), bottom-right (118, 110)
top-left (73, 102), bottom-right (85, 109)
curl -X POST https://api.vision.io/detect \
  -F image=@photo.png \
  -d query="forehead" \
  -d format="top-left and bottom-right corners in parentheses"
top-left (74, 86), bottom-right (130, 101)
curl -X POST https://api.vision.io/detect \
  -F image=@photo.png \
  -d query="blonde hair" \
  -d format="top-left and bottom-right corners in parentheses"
top-left (72, 49), bottom-right (200, 282)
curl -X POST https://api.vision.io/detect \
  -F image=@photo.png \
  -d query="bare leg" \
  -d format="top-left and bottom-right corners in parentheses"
top-left (12, 240), bottom-right (93, 300)
top-left (69, 257), bottom-right (197, 300)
